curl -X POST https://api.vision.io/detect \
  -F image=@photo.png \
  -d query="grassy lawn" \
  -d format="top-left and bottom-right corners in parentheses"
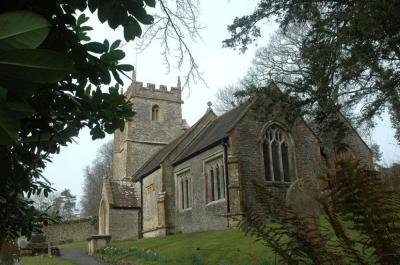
top-left (97, 229), bottom-right (276, 265)
top-left (57, 240), bottom-right (86, 250)
top-left (22, 255), bottom-right (74, 265)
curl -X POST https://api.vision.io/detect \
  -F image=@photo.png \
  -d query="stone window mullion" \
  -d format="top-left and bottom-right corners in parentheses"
top-left (278, 141), bottom-right (284, 180)
top-left (205, 156), bottom-right (225, 203)
top-left (216, 164), bottom-right (221, 200)
top-left (213, 165), bottom-right (218, 201)
top-left (220, 164), bottom-right (225, 199)
top-left (185, 176), bottom-right (189, 209)
top-left (188, 176), bottom-right (192, 208)
top-left (263, 125), bottom-right (292, 183)
top-left (180, 179), bottom-right (184, 209)
top-left (210, 167), bottom-right (215, 201)
top-left (268, 139), bottom-right (274, 181)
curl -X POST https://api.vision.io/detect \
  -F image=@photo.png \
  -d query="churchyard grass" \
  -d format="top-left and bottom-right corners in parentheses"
top-left (57, 240), bottom-right (86, 250)
top-left (21, 255), bottom-right (74, 265)
top-left (97, 229), bottom-right (277, 265)
top-left (96, 219), bottom-right (369, 265)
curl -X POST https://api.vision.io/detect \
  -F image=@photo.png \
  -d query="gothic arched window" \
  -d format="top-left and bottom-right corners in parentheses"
top-left (152, 105), bottom-right (159, 121)
top-left (263, 125), bottom-right (292, 182)
top-left (205, 155), bottom-right (225, 203)
top-left (177, 169), bottom-right (192, 210)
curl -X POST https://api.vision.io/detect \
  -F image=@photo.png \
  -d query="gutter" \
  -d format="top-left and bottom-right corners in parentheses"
top-left (222, 138), bottom-right (230, 214)
top-left (139, 177), bottom-right (144, 239)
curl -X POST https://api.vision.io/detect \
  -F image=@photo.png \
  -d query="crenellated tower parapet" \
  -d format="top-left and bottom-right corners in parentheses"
top-left (126, 80), bottom-right (182, 103)
top-left (114, 77), bottom-right (185, 180)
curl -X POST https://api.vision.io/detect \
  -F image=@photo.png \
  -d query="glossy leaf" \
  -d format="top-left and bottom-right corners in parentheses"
top-left (100, 50), bottom-right (125, 63)
top-left (77, 14), bottom-right (89, 25)
top-left (0, 11), bottom-right (50, 50)
top-left (7, 102), bottom-right (34, 119)
top-left (0, 49), bottom-right (75, 83)
top-left (131, 7), bottom-right (154, 25)
top-left (110, 39), bottom-right (121, 50)
top-left (117, 64), bottom-right (134, 71)
top-left (84, 42), bottom-right (106, 53)
top-left (144, 0), bottom-right (156, 8)
top-left (103, 39), bottom-right (110, 51)
top-left (0, 102), bottom-right (19, 144)
top-left (124, 17), bottom-right (142, 41)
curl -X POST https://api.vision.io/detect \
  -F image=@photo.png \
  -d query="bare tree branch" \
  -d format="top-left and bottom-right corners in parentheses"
top-left (135, 0), bottom-right (205, 88)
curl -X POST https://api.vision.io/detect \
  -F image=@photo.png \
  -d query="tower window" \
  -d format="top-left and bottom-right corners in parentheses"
top-left (152, 105), bottom-right (159, 121)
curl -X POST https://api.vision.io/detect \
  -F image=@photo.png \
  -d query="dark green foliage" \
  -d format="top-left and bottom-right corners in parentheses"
top-left (0, 0), bottom-right (155, 244)
top-left (224, 0), bottom-right (400, 143)
top-left (380, 163), bottom-right (400, 190)
top-left (333, 161), bottom-right (400, 264)
top-left (244, 159), bottom-right (400, 264)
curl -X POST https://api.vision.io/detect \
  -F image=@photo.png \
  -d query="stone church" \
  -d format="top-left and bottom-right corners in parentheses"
top-left (98, 78), bottom-right (372, 240)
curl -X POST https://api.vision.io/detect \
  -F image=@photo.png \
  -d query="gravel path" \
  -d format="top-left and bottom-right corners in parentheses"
top-left (61, 248), bottom-right (107, 265)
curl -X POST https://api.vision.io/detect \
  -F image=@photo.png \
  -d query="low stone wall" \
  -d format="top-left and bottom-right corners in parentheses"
top-left (43, 217), bottom-right (97, 243)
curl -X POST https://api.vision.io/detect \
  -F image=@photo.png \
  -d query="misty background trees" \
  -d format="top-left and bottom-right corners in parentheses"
top-left (81, 140), bottom-right (113, 217)
top-left (31, 189), bottom-right (77, 220)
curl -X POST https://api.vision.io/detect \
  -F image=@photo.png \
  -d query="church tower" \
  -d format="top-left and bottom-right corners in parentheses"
top-left (113, 77), bottom-right (185, 180)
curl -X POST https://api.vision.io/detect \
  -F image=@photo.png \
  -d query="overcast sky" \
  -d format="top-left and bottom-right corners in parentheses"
top-left (44, 1), bottom-right (400, 205)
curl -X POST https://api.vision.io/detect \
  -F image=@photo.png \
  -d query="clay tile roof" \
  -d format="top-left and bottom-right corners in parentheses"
top-left (109, 181), bottom-right (139, 208)
top-left (130, 102), bottom-right (251, 181)
top-left (131, 135), bottom-right (184, 181)
top-left (131, 109), bottom-right (218, 181)
top-left (173, 101), bottom-right (251, 165)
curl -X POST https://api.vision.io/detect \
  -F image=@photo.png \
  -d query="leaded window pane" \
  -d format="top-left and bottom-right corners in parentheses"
top-left (205, 156), bottom-right (225, 202)
top-left (216, 165), bottom-right (221, 199)
top-left (272, 141), bottom-right (281, 181)
top-left (220, 165), bottom-right (225, 198)
top-left (282, 142), bottom-right (290, 182)
top-left (263, 125), bottom-right (292, 183)
top-left (263, 141), bottom-right (272, 181)
top-left (180, 180), bottom-right (184, 209)
top-left (185, 179), bottom-right (189, 208)
top-left (210, 168), bottom-right (215, 201)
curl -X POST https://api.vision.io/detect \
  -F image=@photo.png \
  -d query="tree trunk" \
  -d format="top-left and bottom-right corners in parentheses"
top-left (0, 239), bottom-right (20, 265)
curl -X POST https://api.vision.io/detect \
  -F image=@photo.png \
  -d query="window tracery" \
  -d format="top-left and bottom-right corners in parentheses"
top-left (263, 125), bottom-right (292, 182)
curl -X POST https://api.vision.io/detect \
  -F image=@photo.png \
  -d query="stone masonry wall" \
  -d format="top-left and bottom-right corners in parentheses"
top-left (42, 218), bottom-right (96, 244)
top-left (109, 208), bottom-right (139, 241)
top-left (174, 145), bottom-right (227, 233)
top-left (113, 81), bottom-right (185, 180)
top-left (162, 110), bottom-right (217, 234)
top-left (316, 114), bottom-right (373, 169)
top-left (142, 169), bottom-right (162, 237)
top-left (232, 106), bottom-right (322, 219)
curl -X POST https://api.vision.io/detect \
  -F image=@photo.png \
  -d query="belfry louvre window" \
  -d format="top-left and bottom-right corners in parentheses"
top-left (177, 170), bottom-right (192, 210)
top-left (205, 156), bottom-right (225, 202)
top-left (263, 125), bottom-right (291, 182)
top-left (152, 105), bottom-right (159, 121)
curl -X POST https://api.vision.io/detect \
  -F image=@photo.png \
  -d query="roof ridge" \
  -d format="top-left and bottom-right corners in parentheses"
top-left (169, 112), bottom-right (217, 163)
top-left (131, 109), bottom-right (217, 181)
top-left (172, 101), bottom-right (252, 165)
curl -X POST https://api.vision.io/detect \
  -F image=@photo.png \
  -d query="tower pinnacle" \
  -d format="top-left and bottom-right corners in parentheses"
top-left (132, 68), bottom-right (136, 82)
top-left (177, 76), bottom-right (181, 90)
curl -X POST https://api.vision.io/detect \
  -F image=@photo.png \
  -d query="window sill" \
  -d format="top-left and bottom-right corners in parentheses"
top-left (178, 207), bottom-right (192, 213)
top-left (206, 198), bottom-right (226, 206)
top-left (265, 182), bottom-right (291, 187)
